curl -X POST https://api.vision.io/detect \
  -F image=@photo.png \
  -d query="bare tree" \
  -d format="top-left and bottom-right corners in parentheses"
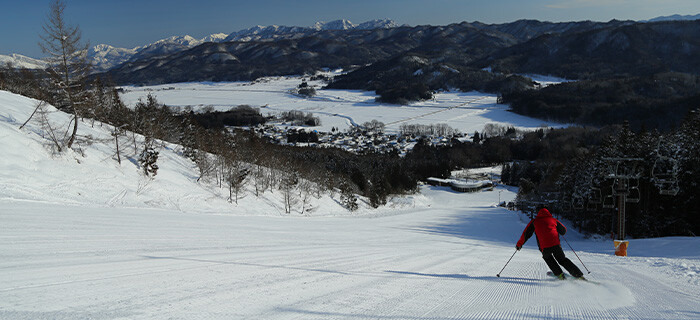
top-left (106, 88), bottom-right (129, 164)
top-left (34, 102), bottom-right (64, 152)
top-left (39, 0), bottom-right (91, 150)
top-left (298, 178), bottom-right (319, 214)
top-left (252, 163), bottom-right (269, 196)
top-left (279, 171), bottom-right (299, 214)
top-left (224, 155), bottom-right (249, 204)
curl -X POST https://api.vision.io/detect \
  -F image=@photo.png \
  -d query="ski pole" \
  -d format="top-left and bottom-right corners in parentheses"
top-left (496, 249), bottom-right (518, 277)
top-left (562, 235), bottom-right (591, 274)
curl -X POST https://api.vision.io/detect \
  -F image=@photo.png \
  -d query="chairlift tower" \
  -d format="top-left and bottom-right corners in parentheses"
top-left (602, 158), bottom-right (644, 242)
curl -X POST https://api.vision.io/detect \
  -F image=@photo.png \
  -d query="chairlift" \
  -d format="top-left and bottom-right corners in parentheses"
top-left (617, 161), bottom-right (630, 177)
top-left (652, 157), bottom-right (677, 182)
top-left (626, 178), bottom-right (640, 203)
top-left (612, 178), bottom-right (629, 195)
top-left (602, 186), bottom-right (615, 209)
top-left (589, 187), bottom-right (602, 205)
top-left (606, 162), bottom-right (619, 179)
top-left (652, 156), bottom-right (679, 196)
top-left (658, 181), bottom-right (680, 196)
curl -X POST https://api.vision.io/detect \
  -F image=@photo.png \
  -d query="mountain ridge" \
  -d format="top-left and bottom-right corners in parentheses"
top-left (645, 13), bottom-right (700, 22)
top-left (0, 53), bottom-right (47, 69)
top-left (90, 19), bottom-right (401, 72)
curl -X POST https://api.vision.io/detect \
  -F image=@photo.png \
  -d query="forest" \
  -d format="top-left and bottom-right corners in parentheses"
top-left (501, 72), bottom-right (700, 131)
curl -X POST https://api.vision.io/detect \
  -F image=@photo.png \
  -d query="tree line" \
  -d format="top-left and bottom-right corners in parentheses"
top-left (501, 72), bottom-right (700, 131)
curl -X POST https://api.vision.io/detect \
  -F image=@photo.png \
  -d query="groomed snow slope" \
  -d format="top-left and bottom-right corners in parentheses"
top-left (2, 90), bottom-right (700, 319)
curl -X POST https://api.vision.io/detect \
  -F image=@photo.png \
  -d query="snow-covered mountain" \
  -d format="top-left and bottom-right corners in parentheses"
top-left (356, 19), bottom-right (401, 30)
top-left (128, 35), bottom-right (203, 61)
top-left (0, 53), bottom-right (47, 69)
top-left (645, 13), bottom-right (700, 22)
top-left (223, 25), bottom-right (310, 42)
top-left (311, 19), bottom-right (357, 30)
top-left (201, 32), bottom-right (228, 42)
top-left (85, 20), bottom-right (400, 72)
top-left (88, 44), bottom-right (138, 72)
top-left (224, 19), bottom-right (401, 42)
top-left (88, 33), bottom-right (229, 71)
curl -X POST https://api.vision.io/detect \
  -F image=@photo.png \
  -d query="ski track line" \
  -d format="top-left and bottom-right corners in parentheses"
top-left (355, 253), bottom-right (474, 319)
top-left (278, 250), bottom-right (461, 320)
top-left (171, 247), bottom-right (399, 318)
top-left (3, 246), bottom-right (389, 313)
top-left (326, 250), bottom-right (486, 319)
top-left (610, 266), bottom-right (698, 319)
top-left (1, 244), bottom-right (368, 293)
top-left (276, 251), bottom-right (426, 319)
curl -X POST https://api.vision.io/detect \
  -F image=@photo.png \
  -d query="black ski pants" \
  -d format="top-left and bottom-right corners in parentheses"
top-left (542, 245), bottom-right (583, 277)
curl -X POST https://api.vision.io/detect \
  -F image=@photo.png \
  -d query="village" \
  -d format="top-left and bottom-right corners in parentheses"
top-left (247, 122), bottom-right (498, 194)
top-left (250, 122), bottom-right (471, 156)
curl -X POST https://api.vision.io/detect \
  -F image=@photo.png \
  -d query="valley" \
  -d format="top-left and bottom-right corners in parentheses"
top-left (119, 75), bottom-right (564, 135)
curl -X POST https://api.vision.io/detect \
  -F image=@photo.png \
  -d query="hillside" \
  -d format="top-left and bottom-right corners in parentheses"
top-left (2, 88), bottom-right (700, 318)
top-left (477, 20), bottom-right (700, 79)
top-left (0, 53), bottom-right (47, 69)
top-left (0, 89), bottom-right (375, 215)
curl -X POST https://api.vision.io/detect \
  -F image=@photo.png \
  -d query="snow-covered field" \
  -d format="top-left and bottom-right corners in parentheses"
top-left (2, 89), bottom-right (700, 319)
top-left (119, 76), bottom-right (566, 134)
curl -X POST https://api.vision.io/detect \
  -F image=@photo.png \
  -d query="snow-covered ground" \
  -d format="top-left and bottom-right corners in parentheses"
top-left (2, 188), bottom-right (699, 319)
top-left (119, 76), bottom-right (566, 134)
top-left (2, 89), bottom-right (700, 319)
top-left (0, 90), bottom-right (365, 216)
top-left (522, 74), bottom-right (574, 87)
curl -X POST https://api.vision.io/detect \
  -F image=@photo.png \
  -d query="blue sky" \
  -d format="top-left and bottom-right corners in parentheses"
top-left (2, 0), bottom-right (699, 58)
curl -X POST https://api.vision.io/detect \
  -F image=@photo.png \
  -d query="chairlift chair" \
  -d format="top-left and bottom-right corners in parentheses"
top-left (602, 186), bottom-right (615, 209)
top-left (626, 178), bottom-right (640, 203)
top-left (652, 156), bottom-right (680, 196)
top-left (652, 157), bottom-right (676, 182)
top-left (658, 181), bottom-right (680, 196)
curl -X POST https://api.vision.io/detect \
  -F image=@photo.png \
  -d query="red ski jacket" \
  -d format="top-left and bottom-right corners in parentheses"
top-left (516, 208), bottom-right (566, 251)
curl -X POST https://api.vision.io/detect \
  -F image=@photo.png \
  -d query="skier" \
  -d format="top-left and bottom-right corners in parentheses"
top-left (516, 206), bottom-right (584, 280)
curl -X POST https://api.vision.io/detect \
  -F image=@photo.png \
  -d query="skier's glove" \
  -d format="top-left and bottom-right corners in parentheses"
top-left (516, 245), bottom-right (521, 251)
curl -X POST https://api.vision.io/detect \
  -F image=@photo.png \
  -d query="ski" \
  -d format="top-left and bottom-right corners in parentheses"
top-left (546, 271), bottom-right (600, 284)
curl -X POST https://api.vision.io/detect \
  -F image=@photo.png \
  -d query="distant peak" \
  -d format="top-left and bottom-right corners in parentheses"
top-left (644, 13), bottom-right (700, 22)
top-left (356, 19), bottom-right (400, 30)
top-left (311, 19), bottom-right (357, 30)
top-left (201, 33), bottom-right (228, 42)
